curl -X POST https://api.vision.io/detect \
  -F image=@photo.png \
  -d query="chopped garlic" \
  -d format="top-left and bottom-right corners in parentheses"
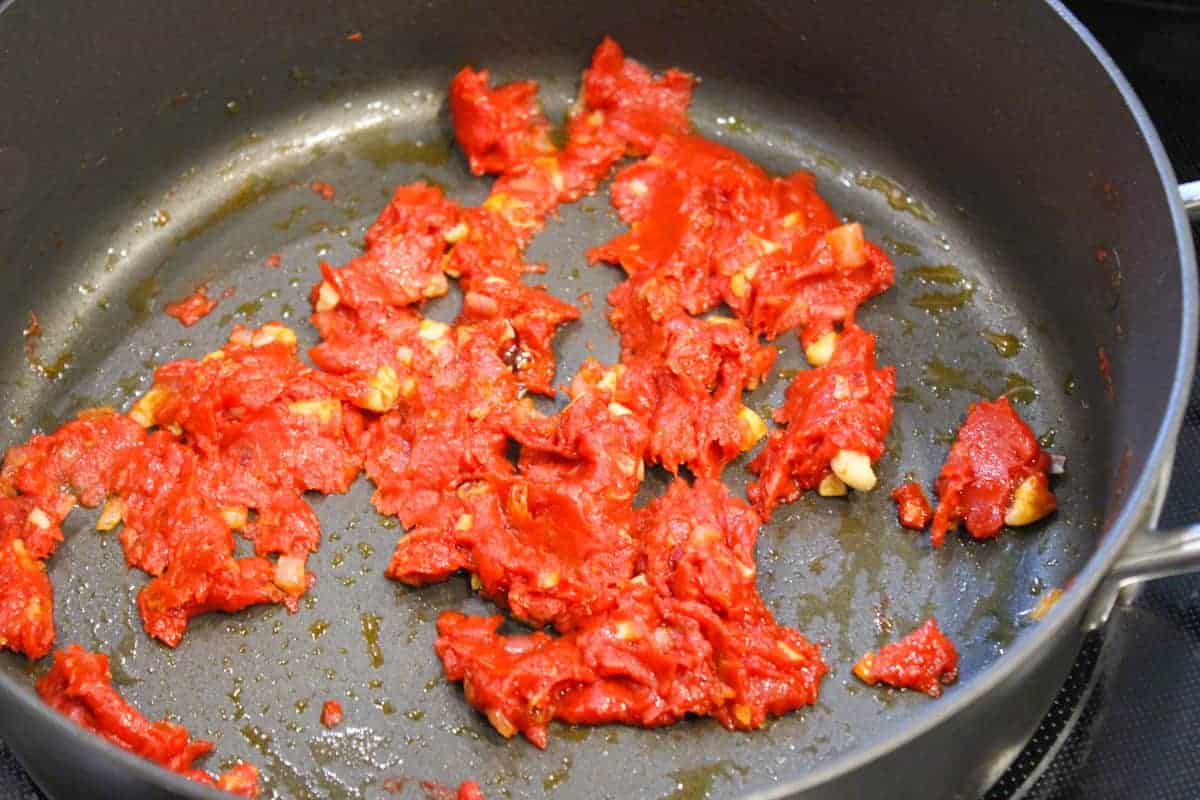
top-left (130, 385), bottom-right (170, 428)
top-left (830, 449), bottom-right (876, 492)
top-left (818, 473), bottom-right (848, 497)
top-left (804, 331), bottom-right (839, 367)
top-left (1004, 474), bottom-right (1056, 526)
top-left (315, 281), bottom-right (340, 312)
top-left (738, 406), bottom-right (767, 450)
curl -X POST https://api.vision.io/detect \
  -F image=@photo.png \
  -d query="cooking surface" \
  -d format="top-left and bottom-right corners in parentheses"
top-left (0, 2), bottom-right (1196, 798)
top-left (0, 61), bottom-right (1088, 800)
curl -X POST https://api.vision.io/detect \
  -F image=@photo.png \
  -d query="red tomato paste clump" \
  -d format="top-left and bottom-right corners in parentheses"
top-left (853, 618), bottom-right (958, 697)
top-left (0, 497), bottom-right (67, 659)
top-left (310, 180), bottom-right (336, 201)
top-left (38, 645), bottom-right (259, 795)
top-left (457, 781), bottom-right (486, 800)
top-left (164, 286), bottom-right (219, 327)
top-left (451, 37), bottom-right (693, 243)
top-left (321, 700), bottom-right (344, 728)
top-left (930, 397), bottom-right (1055, 547)
top-left (590, 133), bottom-right (894, 347)
top-left (891, 482), bottom-right (932, 530)
top-left (0, 409), bottom-right (146, 658)
top-left (435, 480), bottom-right (826, 748)
top-left (115, 323), bottom-right (366, 644)
top-left (748, 328), bottom-right (895, 519)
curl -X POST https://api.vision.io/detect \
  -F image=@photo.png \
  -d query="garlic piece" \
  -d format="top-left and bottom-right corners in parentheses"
top-left (818, 473), bottom-right (848, 497)
top-left (830, 449), bottom-right (876, 492)
top-left (96, 498), bottom-right (124, 531)
top-left (130, 385), bottom-right (170, 428)
top-left (804, 331), bottom-right (839, 367)
top-left (288, 398), bottom-right (339, 424)
top-left (251, 323), bottom-right (297, 349)
top-left (1004, 474), bottom-right (1056, 527)
top-left (358, 365), bottom-right (400, 412)
top-left (315, 281), bottom-right (340, 312)
top-left (738, 406), bottom-right (767, 450)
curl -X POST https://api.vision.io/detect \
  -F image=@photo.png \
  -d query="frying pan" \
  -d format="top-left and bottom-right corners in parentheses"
top-left (0, 1), bottom-right (1196, 798)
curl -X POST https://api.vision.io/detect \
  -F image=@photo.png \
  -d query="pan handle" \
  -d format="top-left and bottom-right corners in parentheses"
top-left (1083, 523), bottom-right (1200, 630)
top-left (1182, 180), bottom-right (1200, 221)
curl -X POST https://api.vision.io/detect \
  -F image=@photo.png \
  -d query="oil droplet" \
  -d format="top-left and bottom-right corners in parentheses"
top-left (274, 205), bottom-right (310, 231)
top-left (357, 542), bottom-right (374, 559)
top-left (981, 330), bottom-right (1022, 358)
top-left (151, 209), bottom-right (171, 227)
top-left (1063, 374), bottom-right (1077, 395)
top-left (714, 115), bottom-right (758, 134)
top-left (295, 699), bottom-right (308, 714)
top-left (661, 761), bottom-right (749, 800)
top-left (309, 619), bottom-right (330, 639)
top-left (794, 142), bottom-right (843, 174)
top-left (855, 172), bottom-right (934, 222)
top-left (910, 283), bottom-right (973, 313)
top-left (450, 724), bottom-right (483, 740)
top-left (126, 270), bottom-right (163, 320)
top-left (240, 724), bottom-right (272, 756)
top-left (1000, 373), bottom-right (1037, 404)
top-left (1038, 428), bottom-right (1057, 448)
top-left (558, 725), bottom-right (592, 743)
top-left (345, 128), bottom-right (452, 168)
top-left (228, 681), bottom-right (246, 721)
top-left (29, 349), bottom-right (74, 381)
top-left (881, 236), bottom-right (921, 257)
top-left (176, 174), bottom-right (279, 243)
top-left (905, 264), bottom-right (962, 284)
top-left (405, 708), bottom-right (425, 721)
top-left (361, 611), bottom-right (384, 668)
top-left (108, 632), bottom-right (140, 687)
top-left (921, 358), bottom-right (989, 399)
top-left (374, 699), bottom-right (396, 715)
top-left (543, 757), bottom-right (573, 792)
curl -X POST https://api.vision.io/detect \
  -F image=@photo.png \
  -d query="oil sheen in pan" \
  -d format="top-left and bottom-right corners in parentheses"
top-left (0, 69), bottom-right (1095, 799)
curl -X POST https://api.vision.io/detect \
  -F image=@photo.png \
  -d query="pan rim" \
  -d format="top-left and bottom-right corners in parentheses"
top-left (0, 1), bottom-right (1196, 798)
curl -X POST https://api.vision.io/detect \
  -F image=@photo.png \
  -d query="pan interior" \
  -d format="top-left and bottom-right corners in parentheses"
top-left (0, 55), bottom-right (1105, 800)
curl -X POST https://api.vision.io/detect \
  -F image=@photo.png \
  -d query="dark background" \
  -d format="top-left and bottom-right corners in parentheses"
top-left (2, 2), bottom-right (1199, 798)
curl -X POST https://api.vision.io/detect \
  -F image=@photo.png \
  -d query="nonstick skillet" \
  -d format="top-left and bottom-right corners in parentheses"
top-left (0, 1), bottom-right (1197, 798)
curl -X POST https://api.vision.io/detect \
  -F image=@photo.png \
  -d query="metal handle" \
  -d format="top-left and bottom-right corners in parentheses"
top-left (1107, 526), bottom-right (1200, 585)
top-left (1084, 524), bottom-right (1200, 630)
top-left (1183, 180), bottom-right (1200, 221)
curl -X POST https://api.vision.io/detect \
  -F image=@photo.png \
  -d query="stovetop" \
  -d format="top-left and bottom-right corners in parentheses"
top-left (2, 3), bottom-right (1199, 799)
